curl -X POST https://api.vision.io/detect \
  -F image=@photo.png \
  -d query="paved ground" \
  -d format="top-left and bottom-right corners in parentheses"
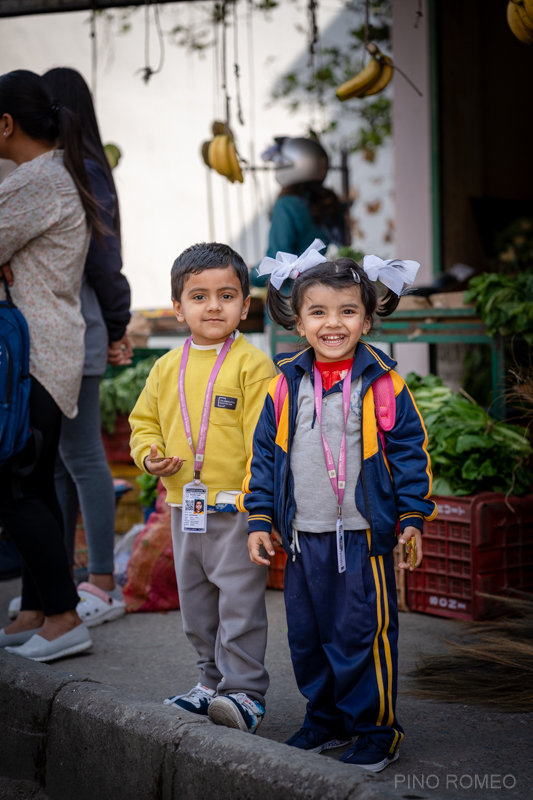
top-left (1, 576), bottom-right (531, 799)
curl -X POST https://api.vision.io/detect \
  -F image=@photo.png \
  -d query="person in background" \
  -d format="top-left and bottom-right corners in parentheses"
top-left (261, 137), bottom-right (346, 261)
top-left (42, 67), bottom-right (132, 626)
top-left (0, 70), bottom-right (102, 661)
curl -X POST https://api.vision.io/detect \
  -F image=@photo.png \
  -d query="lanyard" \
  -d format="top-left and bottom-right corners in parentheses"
top-left (178, 335), bottom-right (233, 480)
top-left (313, 363), bottom-right (352, 518)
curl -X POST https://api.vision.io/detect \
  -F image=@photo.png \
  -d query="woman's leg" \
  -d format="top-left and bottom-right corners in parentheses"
top-left (0, 378), bottom-right (81, 639)
top-left (58, 375), bottom-right (116, 590)
top-left (54, 453), bottom-right (80, 568)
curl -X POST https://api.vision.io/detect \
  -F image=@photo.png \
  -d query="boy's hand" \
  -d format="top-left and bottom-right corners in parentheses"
top-left (144, 444), bottom-right (185, 477)
top-left (248, 531), bottom-right (275, 566)
top-left (398, 526), bottom-right (423, 570)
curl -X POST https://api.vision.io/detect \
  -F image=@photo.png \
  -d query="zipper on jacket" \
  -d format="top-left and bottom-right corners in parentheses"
top-left (0, 336), bottom-right (12, 404)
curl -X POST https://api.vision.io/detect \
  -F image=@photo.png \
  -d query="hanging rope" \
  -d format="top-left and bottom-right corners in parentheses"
top-left (206, 166), bottom-right (215, 241)
top-left (246, 0), bottom-right (261, 263)
top-left (221, 0), bottom-right (231, 124)
top-left (90, 6), bottom-right (97, 99)
top-left (362, 0), bottom-right (370, 68)
top-left (233, 0), bottom-right (245, 125)
top-left (414, 0), bottom-right (423, 29)
top-left (307, 0), bottom-right (319, 68)
top-left (139, 1), bottom-right (165, 84)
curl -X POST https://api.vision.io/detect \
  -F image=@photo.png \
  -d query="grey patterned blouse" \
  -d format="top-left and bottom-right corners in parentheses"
top-left (0, 150), bottom-right (90, 418)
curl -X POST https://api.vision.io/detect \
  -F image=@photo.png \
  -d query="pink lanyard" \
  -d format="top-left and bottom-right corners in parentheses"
top-left (178, 335), bottom-right (233, 480)
top-left (313, 363), bottom-right (352, 518)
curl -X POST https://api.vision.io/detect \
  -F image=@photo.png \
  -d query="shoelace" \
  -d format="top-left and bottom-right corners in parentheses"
top-left (164, 683), bottom-right (212, 706)
top-left (230, 693), bottom-right (262, 715)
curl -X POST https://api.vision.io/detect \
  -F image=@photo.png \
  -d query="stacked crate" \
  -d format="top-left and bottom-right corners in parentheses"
top-left (408, 493), bottom-right (533, 621)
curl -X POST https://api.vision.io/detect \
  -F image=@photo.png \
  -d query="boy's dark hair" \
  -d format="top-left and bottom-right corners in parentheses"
top-left (266, 257), bottom-right (400, 334)
top-left (171, 242), bottom-right (250, 301)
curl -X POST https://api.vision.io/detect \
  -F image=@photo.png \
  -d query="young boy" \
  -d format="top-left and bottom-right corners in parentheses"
top-left (129, 243), bottom-right (276, 734)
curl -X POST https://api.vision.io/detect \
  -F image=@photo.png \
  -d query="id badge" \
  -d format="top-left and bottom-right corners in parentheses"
top-left (336, 517), bottom-right (346, 574)
top-left (181, 481), bottom-right (208, 533)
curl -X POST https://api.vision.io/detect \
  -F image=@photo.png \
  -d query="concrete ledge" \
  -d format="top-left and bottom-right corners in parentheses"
top-left (0, 651), bottom-right (422, 800)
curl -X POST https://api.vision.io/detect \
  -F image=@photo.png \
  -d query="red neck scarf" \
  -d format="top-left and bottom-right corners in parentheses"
top-left (315, 358), bottom-right (354, 391)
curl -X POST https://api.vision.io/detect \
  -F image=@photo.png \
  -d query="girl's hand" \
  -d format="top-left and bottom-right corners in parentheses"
top-left (270, 525), bottom-right (282, 545)
top-left (398, 526), bottom-right (423, 570)
top-left (144, 444), bottom-right (185, 477)
top-left (248, 531), bottom-right (275, 566)
top-left (0, 262), bottom-right (14, 286)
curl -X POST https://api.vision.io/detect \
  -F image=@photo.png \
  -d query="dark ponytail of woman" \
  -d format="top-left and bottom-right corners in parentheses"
top-left (43, 67), bottom-right (121, 245)
top-left (0, 70), bottom-right (104, 240)
top-left (266, 257), bottom-right (400, 333)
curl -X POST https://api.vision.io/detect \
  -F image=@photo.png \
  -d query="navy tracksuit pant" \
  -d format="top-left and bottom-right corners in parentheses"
top-left (284, 529), bottom-right (404, 756)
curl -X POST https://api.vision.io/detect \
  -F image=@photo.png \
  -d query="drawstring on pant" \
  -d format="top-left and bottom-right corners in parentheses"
top-left (290, 529), bottom-right (301, 561)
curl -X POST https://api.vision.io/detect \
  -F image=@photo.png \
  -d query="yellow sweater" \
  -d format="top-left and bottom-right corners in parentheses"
top-left (129, 335), bottom-right (277, 505)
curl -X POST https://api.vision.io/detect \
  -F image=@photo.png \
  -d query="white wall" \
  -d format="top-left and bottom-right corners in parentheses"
top-left (391, 0), bottom-right (433, 377)
top-left (0, 1), bottom-right (398, 312)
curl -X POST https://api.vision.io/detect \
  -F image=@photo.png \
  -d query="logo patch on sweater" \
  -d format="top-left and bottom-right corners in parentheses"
top-left (214, 395), bottom-right (238, 410)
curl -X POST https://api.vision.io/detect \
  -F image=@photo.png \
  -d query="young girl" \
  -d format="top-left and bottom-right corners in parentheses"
top-left (238, 242), bottom-right (437, 771)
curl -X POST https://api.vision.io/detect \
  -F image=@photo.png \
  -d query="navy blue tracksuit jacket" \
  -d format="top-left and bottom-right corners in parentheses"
top-left (237, 342), bottom-right (437, 752)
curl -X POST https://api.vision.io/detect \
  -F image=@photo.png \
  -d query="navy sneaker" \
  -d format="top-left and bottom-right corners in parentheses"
top-left (208, 692), bottom-right (265, 734)
top-left (163, 682), bottom-right (216, 715)
top-left (340, 735), bottom-right (400, 772)
top-left (286, 726), bottom-right (351, 753)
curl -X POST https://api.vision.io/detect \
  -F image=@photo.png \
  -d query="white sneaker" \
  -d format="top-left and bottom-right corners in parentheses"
top-left (76, 583), bottom-right (126, 628)
top-left (8, 596), bottom-right (21, 620)
top-left (208, 692), bottom-right (265, 734)
top-left (164, 682), bottom-right (217, 716)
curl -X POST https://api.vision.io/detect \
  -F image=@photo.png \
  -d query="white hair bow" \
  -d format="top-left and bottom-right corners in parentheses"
top-left (362, 255), bottom-right (420, 296)
top-left (256, 238), bottom-right (327, 290)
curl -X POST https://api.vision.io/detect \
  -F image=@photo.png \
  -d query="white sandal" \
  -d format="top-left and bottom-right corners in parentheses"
top-left (76, 583), bottom-right (126, 628)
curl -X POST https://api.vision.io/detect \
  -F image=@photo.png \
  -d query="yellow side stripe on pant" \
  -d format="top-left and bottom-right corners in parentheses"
top-left (389, 730), bottom-right (404, 756)
top-left (378, 556), bottom-right (394, 727)
top-left (370, 555), bottom-right (386, 727)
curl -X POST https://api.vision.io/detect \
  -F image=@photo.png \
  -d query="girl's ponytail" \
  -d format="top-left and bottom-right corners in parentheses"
top-left (54, 104), bottom-right (105, 241)
top-left (0, 69), bottom-right (104, 241)
top-left (376, 288), bottom-right (400, 317)
top-left (266, 281), bottom-right (298, 331)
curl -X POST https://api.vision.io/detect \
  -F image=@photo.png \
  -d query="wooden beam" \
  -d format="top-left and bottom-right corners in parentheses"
top-left (0, 0), bottom-right (196, 18)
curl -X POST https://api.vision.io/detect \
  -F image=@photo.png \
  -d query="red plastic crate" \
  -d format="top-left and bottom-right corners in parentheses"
top-left (266, 545), bottom-right (288, 589)
top-left (407, 493), bottom-right (533, 621)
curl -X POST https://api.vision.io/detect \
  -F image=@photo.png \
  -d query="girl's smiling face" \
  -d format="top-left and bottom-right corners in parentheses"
top-left (295, 283), bottom-right (371, 362)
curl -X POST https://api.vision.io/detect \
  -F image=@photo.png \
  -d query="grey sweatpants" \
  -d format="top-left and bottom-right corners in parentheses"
top-left (171, 508), bottom-right (269, 705)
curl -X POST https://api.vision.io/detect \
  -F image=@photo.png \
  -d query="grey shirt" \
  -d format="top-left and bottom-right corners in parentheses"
top-left (290, 373), bottom-right (369, 532)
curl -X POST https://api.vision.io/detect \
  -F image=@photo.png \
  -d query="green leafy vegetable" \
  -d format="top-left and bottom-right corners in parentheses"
top-left (464, 271), bottom-right (533, 345)
top-left (100, 356), bottom-right (157, 434)
top-left (406, 373), bottom-right (532, 497)
top-left (136, 473), bottom-right (159, 509)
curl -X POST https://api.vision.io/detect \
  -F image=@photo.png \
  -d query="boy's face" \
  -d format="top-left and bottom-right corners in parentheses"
top-left (173, 266), bottom-right (251, 346)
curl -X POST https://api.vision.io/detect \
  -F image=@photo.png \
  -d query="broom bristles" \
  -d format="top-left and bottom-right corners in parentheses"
top-left (409, 592), bottom-right (533, 712)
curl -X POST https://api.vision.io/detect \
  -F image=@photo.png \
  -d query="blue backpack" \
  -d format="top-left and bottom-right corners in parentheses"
top-left (0, 277), bottom-right (31, 466)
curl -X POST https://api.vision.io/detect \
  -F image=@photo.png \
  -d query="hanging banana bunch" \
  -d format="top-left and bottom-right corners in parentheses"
top-left (507, 0), bottom-right (533, 44)
top-left (336, 43), bottom-right (393, 101)
top-left (201, 121), bottom-right (243, 184)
